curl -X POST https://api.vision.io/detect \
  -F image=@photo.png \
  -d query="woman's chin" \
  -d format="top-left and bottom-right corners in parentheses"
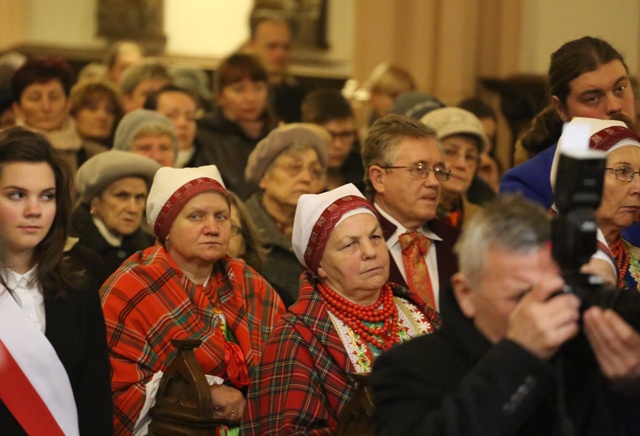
top-left (361, 270), bottom-right (388, 288)
top-left (199, 247), bottom-right (228, 262)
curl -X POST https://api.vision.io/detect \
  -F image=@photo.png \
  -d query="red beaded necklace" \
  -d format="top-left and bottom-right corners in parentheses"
top-left (609, 236), bottom-right (630, 288)
top-left (318, 282), bottom-right (399, 351)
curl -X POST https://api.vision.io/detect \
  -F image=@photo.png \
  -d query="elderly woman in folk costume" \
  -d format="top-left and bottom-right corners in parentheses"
top-left (100, 165), bottom-right (285, 435)
top-left (551, 118), bottom-right (640, 290)
top-left (241, 183), bottom-right (441, 434)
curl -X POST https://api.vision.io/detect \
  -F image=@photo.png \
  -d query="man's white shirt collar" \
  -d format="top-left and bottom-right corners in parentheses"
top-left (373, 202), bottom-right (442, 249)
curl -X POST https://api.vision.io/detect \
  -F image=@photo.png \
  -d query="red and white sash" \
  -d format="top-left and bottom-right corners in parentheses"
top-left (0, 287), bottom-right (79, 435)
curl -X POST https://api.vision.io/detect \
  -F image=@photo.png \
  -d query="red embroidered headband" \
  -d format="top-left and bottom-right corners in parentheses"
top-left (153, 177), bottom-right (228, 241)
top-left (303, 195), bottom-right (377, 273)
top-left (589, 125), bottom-right (640, 153)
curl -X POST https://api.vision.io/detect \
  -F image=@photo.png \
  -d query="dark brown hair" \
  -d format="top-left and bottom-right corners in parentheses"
top-left (549, 36), bottom-right (627, 106)
top-left (11, 58), bottom-right (74, 101)
top-left (143, 84), bottom-right (200, 111)
top-left (301, 88), bottom-right (354, 124)
top-left (522, 37), bottom-right (628, 157)
top-left (519, 105), bottom-right (565, 157)
top-left (215, 53), bottom-right (268, 95)
top-left (0, 127), bottom-right (83, 297)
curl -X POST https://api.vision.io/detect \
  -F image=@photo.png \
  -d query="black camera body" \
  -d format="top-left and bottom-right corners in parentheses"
top-left (552, 150), bottom-right (604, 273)
top-left (552, 150), bottom-right (640, 331)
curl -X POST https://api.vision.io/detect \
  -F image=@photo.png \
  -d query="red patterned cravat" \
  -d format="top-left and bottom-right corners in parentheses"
top-left (399, 231), bottom-right (435, 308)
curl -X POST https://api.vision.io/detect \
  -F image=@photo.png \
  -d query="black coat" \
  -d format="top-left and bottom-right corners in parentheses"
top-left (245, 193), bottom-right (302, 307)
top-left (71, 203), bottom-right (155, 278)
top-left (270, 79), bottom-right (305, 123)
top-left (0, 280), bottom-right (114, 435)
top-left (336, 149), bottom-right (366, 193)
top-left (371, 283), bottom-right (640, 436)
top-left (195, 108), bottom-right (275, 199)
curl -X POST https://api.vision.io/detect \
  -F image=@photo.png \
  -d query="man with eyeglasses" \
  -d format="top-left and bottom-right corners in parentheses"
top-left (362, 114), bottom-right (460, 310)
top-left (302, 88), bottom-right (366, 192)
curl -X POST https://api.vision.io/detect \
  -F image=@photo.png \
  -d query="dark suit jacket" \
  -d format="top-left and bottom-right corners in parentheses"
top-left (0, 280), bottom-right (114, 435)
top-left (377, 212), bottom-right (460, 292)
top-left (371, 283), bottom-right (640, 436)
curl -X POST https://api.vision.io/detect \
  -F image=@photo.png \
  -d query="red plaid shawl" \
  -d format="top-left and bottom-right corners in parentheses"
top-left (241, 272), bottom-right (442, 434)
top-left (100, 243), bottom-right (285, 434)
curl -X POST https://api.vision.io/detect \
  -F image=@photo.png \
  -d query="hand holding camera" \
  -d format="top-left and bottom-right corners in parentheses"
top-left (507, 273), bottom-right (581, 361)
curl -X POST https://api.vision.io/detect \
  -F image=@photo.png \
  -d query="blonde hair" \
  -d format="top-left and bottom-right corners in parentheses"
top-left (368, 63), bottom-right (416, 98)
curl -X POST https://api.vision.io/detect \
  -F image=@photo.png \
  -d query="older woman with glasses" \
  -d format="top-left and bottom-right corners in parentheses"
top-left (551, 117), bottom-right (640, 290)
top-left (244, 123), bottom-right (330, 306)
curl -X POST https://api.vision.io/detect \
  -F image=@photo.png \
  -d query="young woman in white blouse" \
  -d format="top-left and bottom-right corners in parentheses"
top-left (0, 127), bottom-right (113, 435)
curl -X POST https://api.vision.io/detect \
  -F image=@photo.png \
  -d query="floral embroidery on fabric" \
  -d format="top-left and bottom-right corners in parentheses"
top-left (328, 296), bottom-right (434, 373)
top-left (624, 240), bottom-right (640, 292)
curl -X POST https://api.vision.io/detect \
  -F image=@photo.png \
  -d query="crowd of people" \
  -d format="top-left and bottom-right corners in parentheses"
top-left (0, 11), bottom-right (639, 436)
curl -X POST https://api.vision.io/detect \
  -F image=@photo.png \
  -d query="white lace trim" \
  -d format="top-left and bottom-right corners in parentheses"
top-left (327, 296), bottom-right (432, 373)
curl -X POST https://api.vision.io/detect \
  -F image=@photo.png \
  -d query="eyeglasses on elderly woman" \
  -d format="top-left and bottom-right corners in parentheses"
top-left (273, 160), bottom-right (325, 180)
top-left (606, 166), bottom-right (640, 182)
top-left (381, 162), bottom-right (451, 182)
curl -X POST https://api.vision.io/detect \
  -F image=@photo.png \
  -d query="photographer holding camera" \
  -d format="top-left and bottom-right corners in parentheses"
top-left (371, 195), bottom-right (640, 435)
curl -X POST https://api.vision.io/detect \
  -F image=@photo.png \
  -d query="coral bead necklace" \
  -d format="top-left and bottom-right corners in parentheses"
top-left (609, 236), bottom-right (630, 288)
top-left (318, 282), bottom-right (399, 351)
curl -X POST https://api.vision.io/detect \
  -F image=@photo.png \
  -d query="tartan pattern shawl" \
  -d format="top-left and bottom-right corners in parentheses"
top-left (100, 243), bottom-right (285, 434)
top-left (241, 272), bottom-right (441, 435)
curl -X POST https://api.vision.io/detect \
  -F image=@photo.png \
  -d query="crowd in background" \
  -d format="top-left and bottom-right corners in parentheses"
top-left (0, 8), bottom-right (639, 436)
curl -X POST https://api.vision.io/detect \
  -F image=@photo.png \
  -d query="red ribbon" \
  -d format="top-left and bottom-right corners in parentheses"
top-left (223, 342), bottom-right (250, 389)
top-left (0, 339), bottom-right (67, 435)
